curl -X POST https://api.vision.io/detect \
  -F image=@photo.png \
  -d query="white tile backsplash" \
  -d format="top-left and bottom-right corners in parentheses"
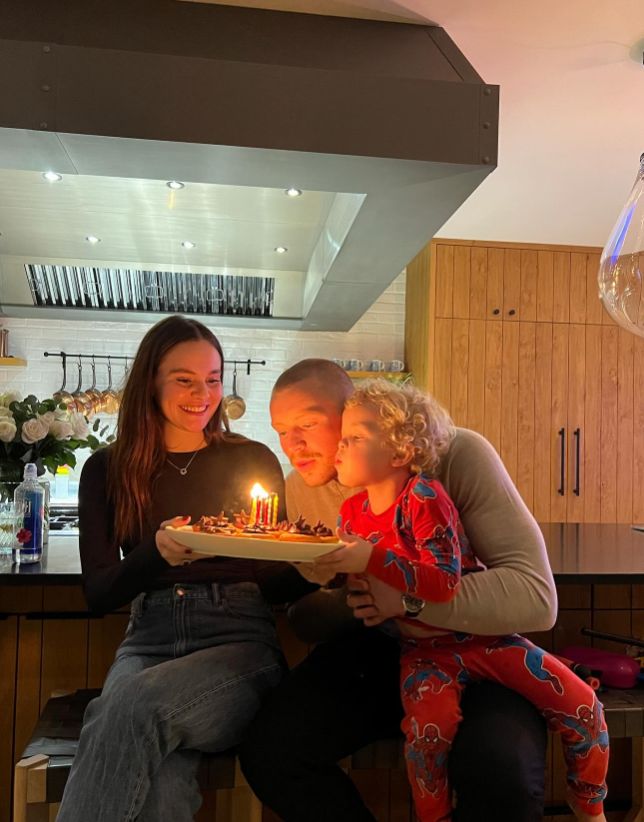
top-left (0, 273), bottom-right (406, 473)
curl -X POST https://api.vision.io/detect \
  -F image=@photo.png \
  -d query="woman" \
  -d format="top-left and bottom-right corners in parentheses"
top-left (57, 316), bottom-right (295, 821)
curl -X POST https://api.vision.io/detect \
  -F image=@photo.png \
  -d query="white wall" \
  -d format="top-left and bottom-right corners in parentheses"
top-left (0, 274), bottom-right (406, 473)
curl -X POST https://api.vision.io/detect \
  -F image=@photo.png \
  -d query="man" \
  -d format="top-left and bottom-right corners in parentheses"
top-left (240, 359), bottom-right (557, 821)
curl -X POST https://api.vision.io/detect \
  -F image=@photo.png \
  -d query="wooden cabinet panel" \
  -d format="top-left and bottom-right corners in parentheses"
top-left (519, 250), bottom-right (538, 322)
top-left (466, 319), bottom-right (486, 433)
top-left (585, 252), bottom-right (603, 325)
top-left (517, 322), bottom-right (536, 510)
top-left (583, 326), bottom-right (602, 522)
top-left (0, 618), bottom-right (17, 822)
top-left (569, 253), bottom-right (588, 324)
top-left (88, 613), bottom-right (129, 687)
top-left (450, 319), bottom-right (469, 426)
top-left (634, 335), bottom-right (644, 524)
top-left (40, 618), bottom-right (89, 710)
top-left (600, 326), bottom-right (619, 523)
top-left (500, 321), bottom-right (519, 483)
top-left (616, 329), bottom-right (634, 523)
top-left (486, 247), bottom-right (504, 319)
top-left (432, 318), bottom-right (452, 408)
top-left (533, 323), bottom-right (553, 521)
top-left (452, 246), bottom-right (471, 319)
top-left (483, 320), bottom-right (503, 453)
top-left (566, 324), bottom-right (585, 522)
top-left (434, 243), bottom-right (454, 319)
top-left (14, 618), bottom-right (43, 761)
top-left (414, 240), bottom-right (636, 525)
top-left (469, 247), bottom-right (487, 320)
top-left (503, 248), bottom-right (521, 321)
top-left (536, 250), bottom-right (554, 322)
top-left (552, 252), bottom-right (571, 323)
top-left (550, 325), bottom-right (569, 521)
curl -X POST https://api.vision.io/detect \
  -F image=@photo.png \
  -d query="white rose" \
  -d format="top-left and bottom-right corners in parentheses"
top-left (0, 419), bottom-right (16, 442)
top-left (0, 390), bottom-right (21, 407)
top-left (54, 408), bottom-right (70, 421)
top-left (50, 419), bottom-right (74, 440)
top-left (69, 411), bottom-right (89, 439)
top-left (39, 411), bottom-right (55, 425)
top-left (0, 407), bottom-right (13, 419)
top-left (21, 417), bottom-right (50, 444)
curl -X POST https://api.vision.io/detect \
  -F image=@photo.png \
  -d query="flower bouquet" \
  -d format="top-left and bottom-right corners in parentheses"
top-left (0, 390), bottom-right (114, 492)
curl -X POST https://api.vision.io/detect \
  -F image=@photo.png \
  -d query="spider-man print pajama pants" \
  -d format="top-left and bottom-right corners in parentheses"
top-left (400, 633), bottom-right (609, 821)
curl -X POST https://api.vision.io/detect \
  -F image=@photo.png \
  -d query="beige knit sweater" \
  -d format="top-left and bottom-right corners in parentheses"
top-left (285, 427), bottom-right (557, 636)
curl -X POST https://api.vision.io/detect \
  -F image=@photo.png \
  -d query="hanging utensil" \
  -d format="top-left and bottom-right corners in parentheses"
top-left (223, 364), bottom-right (246, 420)
top-left (100, 356), bottom-right (120, 415)
top-left (84, 356), bottom-right (102, 418)
top-left (52, 354), bottom-right (74, 407)
top-left (71, 357), bottom-right (91, 413)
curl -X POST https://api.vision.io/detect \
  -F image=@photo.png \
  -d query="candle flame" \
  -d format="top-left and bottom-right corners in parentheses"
top-left (250, 483), bottom-right (269, 499)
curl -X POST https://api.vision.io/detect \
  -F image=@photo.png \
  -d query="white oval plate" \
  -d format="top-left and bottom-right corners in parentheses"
top-left (166, 526), bottom-right (339, 562)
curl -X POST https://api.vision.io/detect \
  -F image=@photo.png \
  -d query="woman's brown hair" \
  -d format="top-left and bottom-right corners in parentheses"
top-left (108, 315), bottom-right (226, 543)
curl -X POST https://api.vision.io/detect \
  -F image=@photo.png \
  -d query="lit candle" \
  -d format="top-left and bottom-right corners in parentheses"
top-left (250, 483), bottom-right (267, 527)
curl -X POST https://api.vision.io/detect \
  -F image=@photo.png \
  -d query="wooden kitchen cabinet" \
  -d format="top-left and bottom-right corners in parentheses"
top-left (406, 239), bottom-right (642, 524)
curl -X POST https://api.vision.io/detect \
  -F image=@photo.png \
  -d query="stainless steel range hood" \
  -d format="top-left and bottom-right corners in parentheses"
top-left (0, 0), bottom-right (498, 330)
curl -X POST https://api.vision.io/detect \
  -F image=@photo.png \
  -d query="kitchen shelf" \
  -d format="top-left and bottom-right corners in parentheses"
top-left (0, 357), bottom-right (27, 367)
top-left (345, 371), bottom-right (411, 382)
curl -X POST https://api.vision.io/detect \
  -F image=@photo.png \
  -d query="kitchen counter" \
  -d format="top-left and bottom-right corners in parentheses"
top-left (0, 533), bottom-right (81, 584)
top-left (1, 523), bottom-right (644, 585)
top-left (539, 522), bottom-right (644, 583)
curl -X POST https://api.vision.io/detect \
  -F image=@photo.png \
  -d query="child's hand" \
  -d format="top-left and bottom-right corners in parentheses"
top-left (313, 529), bottom-right (373, 574)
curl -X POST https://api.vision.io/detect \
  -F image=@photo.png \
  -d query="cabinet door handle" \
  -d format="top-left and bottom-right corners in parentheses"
top-left (558, 427), bottom-right (565, 495)
top-left (573, 428), bottom-right (581, 496)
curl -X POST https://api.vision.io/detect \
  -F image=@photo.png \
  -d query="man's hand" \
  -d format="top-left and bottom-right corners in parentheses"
top-left (290, 562), bottom-right (338, 586)
top-left (313, 529), bottom-right (373, 574)
top-left (346, 574), bottom-right (405, 626)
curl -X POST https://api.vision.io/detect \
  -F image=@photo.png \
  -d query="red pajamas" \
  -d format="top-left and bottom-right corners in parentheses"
top-left (400, 633), bottom-right (608, 820)
top-left (339, 475), bottom-right (609, 821)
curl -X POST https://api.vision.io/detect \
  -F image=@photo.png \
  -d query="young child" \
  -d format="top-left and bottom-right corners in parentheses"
top-left (314, 380), bottom-right (609, 822)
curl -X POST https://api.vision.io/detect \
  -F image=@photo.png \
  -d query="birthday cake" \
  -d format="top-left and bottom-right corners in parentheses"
top-left (191, 511), bottom-right (338, 544)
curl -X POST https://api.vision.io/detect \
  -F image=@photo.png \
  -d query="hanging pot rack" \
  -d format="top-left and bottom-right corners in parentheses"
top-left (44, 351), bottom-right (266, 375)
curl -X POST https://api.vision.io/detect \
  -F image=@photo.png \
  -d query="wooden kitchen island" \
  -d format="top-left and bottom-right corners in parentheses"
top-left (2, 525), bottom-right (643, 821)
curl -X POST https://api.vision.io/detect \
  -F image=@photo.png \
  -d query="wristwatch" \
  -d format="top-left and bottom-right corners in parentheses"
top-left (401, 593), bottom-right (425, 617)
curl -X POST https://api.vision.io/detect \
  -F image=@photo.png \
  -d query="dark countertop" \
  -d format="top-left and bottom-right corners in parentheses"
top-left (539, 523), bottom-right (644, 583)
top-left (0, 534), bottom-right (82, 583)
top-left (1, 523), bottom-right (644, 585)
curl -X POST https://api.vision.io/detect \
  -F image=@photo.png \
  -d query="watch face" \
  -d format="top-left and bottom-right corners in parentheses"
top-left (402, 595), bottom-right (424, 616)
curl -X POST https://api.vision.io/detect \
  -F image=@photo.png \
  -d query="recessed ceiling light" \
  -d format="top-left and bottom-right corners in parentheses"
top-left (85, 235), bottom-right (101, 244)
top-left (285, 188), bottom-right (302, 197)
top-left (43, 171), bottom-right (62, 182)
top-left (181, 240), bottom-right (196, 249)
top-left (275, 246), bottom-right (288, 253)
top-left (167, 181), bottom-right (185, 190)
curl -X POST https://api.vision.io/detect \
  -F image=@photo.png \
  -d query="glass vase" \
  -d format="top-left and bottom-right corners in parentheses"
top-left (0, 473), bottom-right (20, 556)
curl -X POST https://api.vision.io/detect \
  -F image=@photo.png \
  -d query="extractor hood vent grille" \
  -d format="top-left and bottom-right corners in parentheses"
top-left (25, 265), bottom-right (275, 317)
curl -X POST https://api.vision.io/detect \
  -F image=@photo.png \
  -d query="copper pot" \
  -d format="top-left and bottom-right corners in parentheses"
top-left (223, 367), bottom-right (246, 420)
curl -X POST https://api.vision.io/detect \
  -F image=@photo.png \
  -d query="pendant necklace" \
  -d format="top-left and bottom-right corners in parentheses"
top-left (166, 449), bottom-right (200, 476)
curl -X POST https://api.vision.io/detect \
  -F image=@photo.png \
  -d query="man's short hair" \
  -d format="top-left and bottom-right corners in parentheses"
top-left (272, 359), bottom-right (354, 410)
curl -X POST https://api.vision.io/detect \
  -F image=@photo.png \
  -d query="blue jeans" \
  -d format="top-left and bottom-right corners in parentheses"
top-left (57, 582), bottom-right (285, 822)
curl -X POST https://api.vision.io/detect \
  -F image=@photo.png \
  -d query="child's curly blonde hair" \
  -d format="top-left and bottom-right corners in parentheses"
top-left (346, 379), bottom-right (455, 476)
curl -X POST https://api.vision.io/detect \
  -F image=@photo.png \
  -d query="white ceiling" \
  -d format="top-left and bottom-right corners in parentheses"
top-left (193, 0), bottom-right (644, 248)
